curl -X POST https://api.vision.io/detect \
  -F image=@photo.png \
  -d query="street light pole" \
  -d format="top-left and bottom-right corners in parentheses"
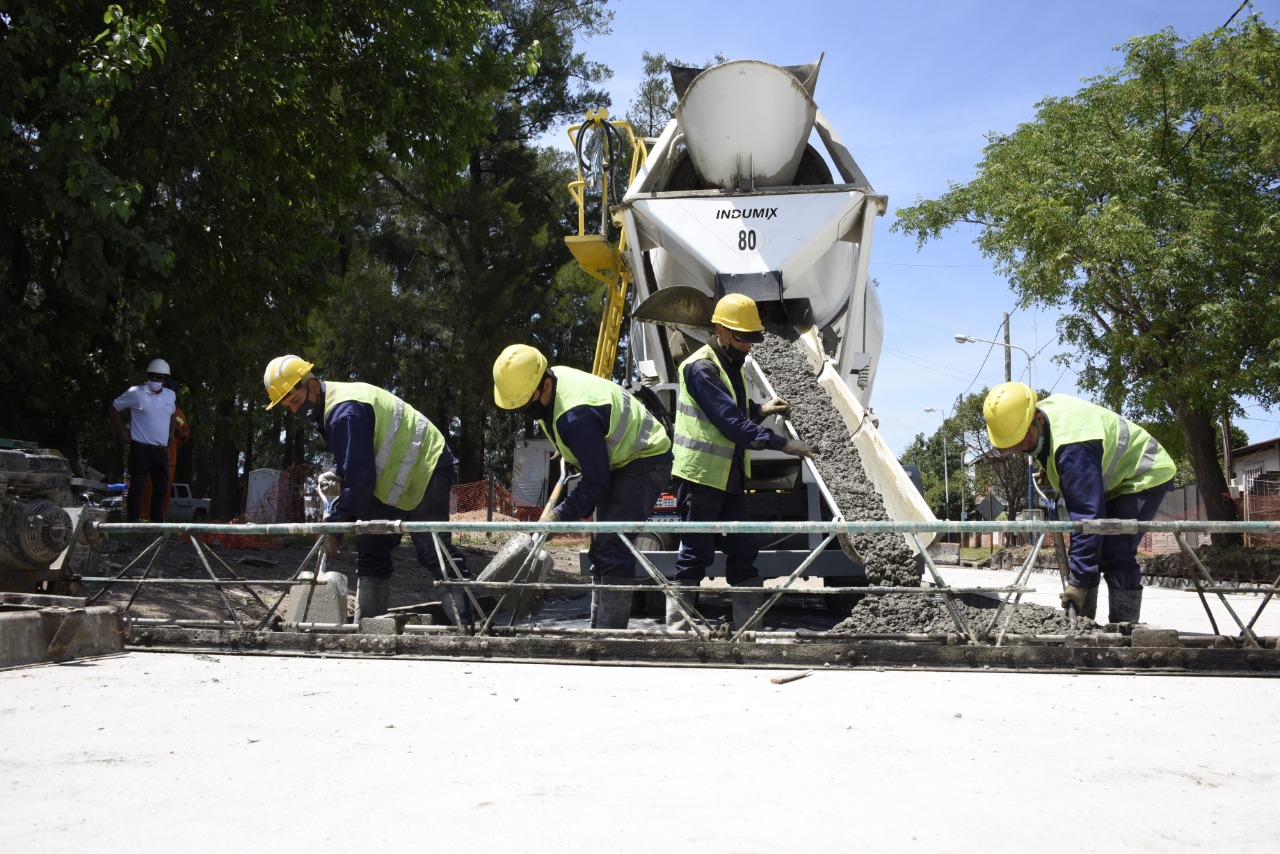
top-left (953, 333), bottom-right (1034, 388)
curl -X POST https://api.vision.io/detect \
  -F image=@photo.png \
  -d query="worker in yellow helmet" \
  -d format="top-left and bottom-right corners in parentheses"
top-left (983, 381), bottom-right (1175, 624)
top-left (667, 294), bottom-right (815, 632)
top-left (492, 344), bottom-right (672, 630)
top-left (262, 355), bottom-right (473, 626)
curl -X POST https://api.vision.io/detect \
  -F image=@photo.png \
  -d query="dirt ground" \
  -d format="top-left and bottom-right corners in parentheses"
top-left (83, 533), bottom-right (589, 622)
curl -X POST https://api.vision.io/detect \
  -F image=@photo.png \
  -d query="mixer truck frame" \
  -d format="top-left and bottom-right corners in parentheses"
top-left (563, 56), bottom-right (935, 593)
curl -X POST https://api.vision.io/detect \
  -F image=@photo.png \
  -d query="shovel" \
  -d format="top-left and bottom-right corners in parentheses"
top-left (1034, 476), bottom-right (1077, 630)
top-left (475, 460), bottom-right (567, 624)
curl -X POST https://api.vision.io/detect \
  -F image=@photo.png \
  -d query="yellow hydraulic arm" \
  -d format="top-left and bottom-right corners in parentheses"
top-left (564, 109), bottom-right (647, 379)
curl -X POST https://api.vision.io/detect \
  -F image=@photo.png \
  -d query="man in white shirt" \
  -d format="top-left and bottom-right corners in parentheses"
top-left (109, 359), bottom-right (178, 522)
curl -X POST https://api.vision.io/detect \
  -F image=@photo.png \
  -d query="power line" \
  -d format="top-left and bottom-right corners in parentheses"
top-left (869, 262), bottom-right (989, 268)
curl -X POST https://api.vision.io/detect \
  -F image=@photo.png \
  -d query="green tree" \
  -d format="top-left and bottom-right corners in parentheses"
top-left (894, 21), bottom-right (1280, 544)
top-left (314, 0), bottom-right (614, 484)
top-left (2, 1), bottom-right (529, 515)
top-left (625, 51), bottom-right (727, 138)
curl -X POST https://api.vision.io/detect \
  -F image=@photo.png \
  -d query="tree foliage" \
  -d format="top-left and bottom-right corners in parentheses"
top-left (624, 51), bottom-right (727, 138)
top-left (893, 20), bottom-right (1280, 538)
top-left (309, 0), bottom-right (614, 483)
top-left (2, 0), bottom-right (538, 512)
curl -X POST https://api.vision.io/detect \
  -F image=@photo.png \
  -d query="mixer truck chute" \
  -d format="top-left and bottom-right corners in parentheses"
top-left (564, 57), bottom-right (937, 586)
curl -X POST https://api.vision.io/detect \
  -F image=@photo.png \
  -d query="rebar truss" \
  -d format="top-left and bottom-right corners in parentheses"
top-left (82, 518), bottom-right (1280, 675)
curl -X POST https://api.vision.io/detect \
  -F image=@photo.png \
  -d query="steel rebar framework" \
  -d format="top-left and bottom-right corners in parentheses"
top-left (81, 518), bottom-right (1280, 675)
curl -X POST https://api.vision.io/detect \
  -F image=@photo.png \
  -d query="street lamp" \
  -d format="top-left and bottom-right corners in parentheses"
top-left (953, 333), bottom-right (1034, 387)
top-left (956, 332), bottom-right (1037, 517)
top-left (924, 407), bottom-right (951, 540)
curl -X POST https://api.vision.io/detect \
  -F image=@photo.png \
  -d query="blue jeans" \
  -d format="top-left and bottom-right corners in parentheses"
top-left (673, 478), bottom-right (758, 586)
top-left (355, 463), bottom-right (467, 581)
top-left (588, 453), bottom-right (672, 581)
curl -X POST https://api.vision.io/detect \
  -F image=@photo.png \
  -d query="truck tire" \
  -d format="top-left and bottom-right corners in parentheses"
top-left (632, 532), bottom-right (674, 615)
top-left (192, 508), bottom-right (208, 523)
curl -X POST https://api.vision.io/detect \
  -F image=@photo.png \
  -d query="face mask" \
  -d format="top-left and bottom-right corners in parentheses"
top-left (291, 396), bottom-right (320, 423)
top-left (717, 340), bottom-right (747, 365)
top-left (520, 395), bottom-right (551, 422)
top-left (146, 380), bottom-right (164, 393)
top-left (1032, 425), bottom-right (1045, 457)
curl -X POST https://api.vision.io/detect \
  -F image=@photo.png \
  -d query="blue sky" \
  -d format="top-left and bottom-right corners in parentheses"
top-left (552, 0), bottom-right (1279, 454)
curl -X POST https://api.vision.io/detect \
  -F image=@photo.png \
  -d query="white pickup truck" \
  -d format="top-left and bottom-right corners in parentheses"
top-left (166, 483), bottom-right (211, 522)
top-left (101, 482), bottom-right (210, 521)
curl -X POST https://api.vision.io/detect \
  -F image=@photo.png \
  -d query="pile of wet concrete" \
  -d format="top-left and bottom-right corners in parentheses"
top-left (752, 334), bottom-right (1097, 636)
top-left (751, 335), bottom-right (921, 588)
top-left (831, 593), bottom-right (1099, 635)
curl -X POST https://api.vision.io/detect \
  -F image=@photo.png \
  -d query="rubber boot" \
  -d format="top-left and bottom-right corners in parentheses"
top-left (1082, 586), bottom-right (1099, 621)
top-left (665, 581), bottom-right (699, 633)
top-left (730, 577), bottom-right (766, 635)
top-left (354, 575), bottom-right (391, 623)
top-left (1108, 586), bottom-right (1143, 624)
top-left (590, 576), bottom-right (632, 630)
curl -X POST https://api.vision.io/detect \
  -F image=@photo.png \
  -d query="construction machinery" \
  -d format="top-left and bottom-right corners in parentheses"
top-left (564, 56), bottom-right (936, 586)
top-left (0, 439), bottom-right (104, 595)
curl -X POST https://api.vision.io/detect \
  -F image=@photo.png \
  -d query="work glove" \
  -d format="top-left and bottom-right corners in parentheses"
top-left (539, 506), bottom-right (562, 524)
top-left (317, 471), bottom-right (343, 500)
top-left (759, 397), bottom-right (791, 418)
top-left (781, 439), bottom-right (817, 460)
top-left (1060, 584), bottom-right (1087, 614)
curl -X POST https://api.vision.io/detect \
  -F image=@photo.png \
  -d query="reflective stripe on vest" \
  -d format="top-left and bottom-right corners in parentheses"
top-left (538, 367), bottom-right (670, 470)
top-left (671, 344), bottom-right (749, 489)
top-left (323, 381), bottom-right (445, 511)
top-left (1039, 394), bottom-right (1175, 498)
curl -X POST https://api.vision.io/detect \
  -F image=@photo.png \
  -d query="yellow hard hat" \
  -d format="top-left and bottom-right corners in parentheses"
top-left (493, 344), bottom-right (549, 410)
top-left (263, 355), bottom-right (314, 409)
top-left (711, 293), bottom-right (765, 342)
top-left (983, 382), bottom-right (1037, 448)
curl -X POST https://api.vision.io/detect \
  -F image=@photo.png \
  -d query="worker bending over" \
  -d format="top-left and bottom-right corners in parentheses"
top-left (983, 381), bottom-right (1175, 623)
top-left (263, 355), bottom-right (471, 625)
top-left (668, 294), bottom-right (815, 632)
top-left (492, 344), bottom-right (672, 630)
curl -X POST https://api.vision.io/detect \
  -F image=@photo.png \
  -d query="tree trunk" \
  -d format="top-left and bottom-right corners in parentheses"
top-left (1170, 397), bottom-right (1241, 547)
top-left (210, 398), bottom-right (241, 521)
top-left (455, 398), bottom-right (487, 484)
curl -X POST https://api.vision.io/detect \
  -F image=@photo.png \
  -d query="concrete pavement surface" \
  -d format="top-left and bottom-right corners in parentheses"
top-left (3, 647), bottom-right (1279, 853)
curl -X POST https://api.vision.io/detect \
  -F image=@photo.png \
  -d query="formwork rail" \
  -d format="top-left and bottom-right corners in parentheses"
top-left (76, 518), bottom-right (1280, 675)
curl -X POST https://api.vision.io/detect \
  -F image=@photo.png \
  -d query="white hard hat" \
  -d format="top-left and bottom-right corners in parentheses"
top-left (147, 359), bottom-right (171, 375)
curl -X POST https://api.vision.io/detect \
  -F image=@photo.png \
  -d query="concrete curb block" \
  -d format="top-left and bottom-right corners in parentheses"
top-left (0, 606), bottom-right (126, 670)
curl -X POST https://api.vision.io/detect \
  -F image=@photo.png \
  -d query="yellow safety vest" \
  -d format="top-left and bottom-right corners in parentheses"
top-left (539, 367), bottom-right (670, 469)
top-left (671, 344), bottom-right (750, 489)
top-left (324, 381), bottom-right (445, 511)
top-left (1039, 394), bottom-right (1175, 498)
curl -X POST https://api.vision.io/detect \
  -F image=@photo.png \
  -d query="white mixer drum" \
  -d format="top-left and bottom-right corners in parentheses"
top-left (675, 60), bottom-right (819, 190)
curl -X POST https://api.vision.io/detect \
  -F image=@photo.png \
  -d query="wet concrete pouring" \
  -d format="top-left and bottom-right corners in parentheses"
top-left (751, 334), bottom-right (1091, 637)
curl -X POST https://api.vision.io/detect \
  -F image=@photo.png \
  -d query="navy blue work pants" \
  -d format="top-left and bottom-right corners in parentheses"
top-left (355, 463), bottom-right (468, 581)
top-left (1075, 481), bottom-right (1173, 592)
top-left (588, 454), bottom-right (672, 581)
top-left (673, 478), bottom-right (758, 586)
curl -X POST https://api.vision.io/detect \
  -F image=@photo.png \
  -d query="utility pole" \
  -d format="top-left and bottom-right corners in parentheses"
top-left (1003, 312), bottom-right (1011, 384)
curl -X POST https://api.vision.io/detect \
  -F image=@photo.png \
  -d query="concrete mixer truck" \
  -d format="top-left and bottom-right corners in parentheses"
top-left (563, 55), bottom-right (936, 596)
